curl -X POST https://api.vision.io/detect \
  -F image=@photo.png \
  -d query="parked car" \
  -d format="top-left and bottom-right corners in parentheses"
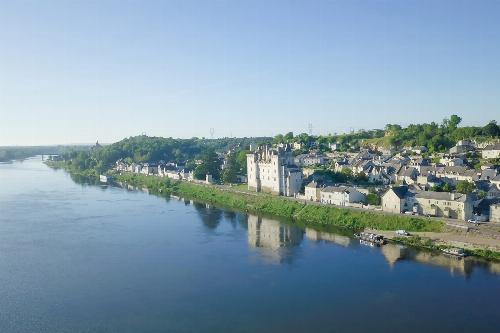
top-left (396, 230), bottom-right (410, 236)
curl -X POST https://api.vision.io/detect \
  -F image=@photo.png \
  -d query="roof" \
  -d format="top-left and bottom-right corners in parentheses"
top-left (413, 191), bottom-right (469, 202)
top-left (386, 186), bottom-right (409, 199)
top-left (480, 169), bottom-right (498, 181)
top-left (321, 186), bottom-right (359, 194)
top-left (399, 167), bottom-right (418, 178)
top-left (476, 198), bottom-right (500, 214)
top-left (483, 142), bottom-right (500, 150)
top-left (306, 181), bottom-right (320, 188)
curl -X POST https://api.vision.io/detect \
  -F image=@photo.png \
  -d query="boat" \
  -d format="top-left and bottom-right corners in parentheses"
top-left (442, 247), bottom-right (467, 258)
top-left (99, 175), bottom-right (109, 183)
top-left (355, 232), bottom-right (386, 245)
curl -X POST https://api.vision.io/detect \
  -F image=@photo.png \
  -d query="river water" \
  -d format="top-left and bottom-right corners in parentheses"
top-left (0, 158), bottom-right (499, 333)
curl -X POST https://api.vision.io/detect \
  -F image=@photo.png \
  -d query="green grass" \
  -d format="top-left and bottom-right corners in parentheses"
top-left (113, 172), bottom-right (444, 233)
top-left (45, 160), bottom-right (100, 179)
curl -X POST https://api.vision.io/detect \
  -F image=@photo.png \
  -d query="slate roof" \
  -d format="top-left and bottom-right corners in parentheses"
top-left (413, 191), bottom-right (469, 202)
top-left (483, 142), bottom-right (500, 150)
top-left (390, 186), bottom-right (409, 199)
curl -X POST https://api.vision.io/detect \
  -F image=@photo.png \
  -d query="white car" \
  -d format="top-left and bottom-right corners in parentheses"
top-left (396, 230), bottom-right (410, 236)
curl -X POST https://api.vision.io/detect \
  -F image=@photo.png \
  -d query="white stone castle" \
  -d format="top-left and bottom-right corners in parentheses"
top-left (247, 145), bottom-right (303, 196)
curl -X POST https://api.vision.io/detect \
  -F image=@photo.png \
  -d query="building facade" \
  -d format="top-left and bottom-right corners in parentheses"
top-left (247, 145), bottom-right (303, 196)
top-left (320, 186), bottom-right (366, 206)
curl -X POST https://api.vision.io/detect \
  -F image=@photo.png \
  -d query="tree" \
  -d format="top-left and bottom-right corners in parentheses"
top-left (273, 134), bottom-right (284, 144)
top-left (340, 168), bottom-right (353, 180)
top-left (456, 181), bottom-right (475, 194)
top-left (482, 121), bottom-right (500, 137)
top-left (221, 153), bottom-right (238, 184)
top-left (235, 150), bottom-right (250, 174)
top-left (355, 171), bottom-right (368, 182)
top-left (448, 114), bottom-right (462, 129)
top-left (284, 132), bottom-right (294, 142)
top-left (194, 149), bottom-right (220, 181)
top-left (366, 193), bottom-right (381, 205)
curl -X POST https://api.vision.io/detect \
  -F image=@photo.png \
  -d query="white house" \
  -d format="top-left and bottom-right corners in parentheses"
top-left (482, 143), bottom-right (500, 159)
top-left (320, 186), bottom-right (366, 206)
top-left (304, 181), bottom-right (321, 202)
top-left (381, 186), bottom-right (412, 214)
top-left (294, 153), bottom-right (325, 167)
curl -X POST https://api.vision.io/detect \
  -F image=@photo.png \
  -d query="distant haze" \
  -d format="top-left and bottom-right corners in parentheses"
top-left (1, 0), bottom-right (499, 146)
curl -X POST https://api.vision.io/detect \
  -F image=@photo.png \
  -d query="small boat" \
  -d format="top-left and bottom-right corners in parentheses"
top-left (355, 232), bottom-right (386, 245)
top-left (442, 247), bottom-right (467, 258)
top-left (99, 175), bottom-right (109, 183)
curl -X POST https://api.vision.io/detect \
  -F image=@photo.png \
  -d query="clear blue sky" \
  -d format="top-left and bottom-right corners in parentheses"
top-left (1, 0), bottom-right (499, 145)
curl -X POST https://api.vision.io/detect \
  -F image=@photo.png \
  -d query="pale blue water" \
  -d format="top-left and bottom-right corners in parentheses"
top-left (0, 158), bottom-right (499, 333)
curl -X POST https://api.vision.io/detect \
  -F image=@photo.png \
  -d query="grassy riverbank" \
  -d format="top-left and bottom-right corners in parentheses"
top-left (114, 172), bottom-right (443, 232)
top-left (45, 160), bottom-right (100, 178)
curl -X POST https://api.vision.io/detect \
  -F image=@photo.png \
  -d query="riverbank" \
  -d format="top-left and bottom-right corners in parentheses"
top-left (113, 171), bottom-right (443, 232)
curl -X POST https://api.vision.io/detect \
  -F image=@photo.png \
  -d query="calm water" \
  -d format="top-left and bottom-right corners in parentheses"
top-left (0, 158), bottom-right (499, 333)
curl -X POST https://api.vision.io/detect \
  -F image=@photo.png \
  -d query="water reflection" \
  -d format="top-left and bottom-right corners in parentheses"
top-left (379, 243), bottom-right (500, 278)
top-left (192, 202), bottom-right (223, 229)
top-left (247, 215), bottom-right (303, 263)
top-left (305, 228), bottom-right (351, 247)
top-left (112, 179), bottom-right (499, 277)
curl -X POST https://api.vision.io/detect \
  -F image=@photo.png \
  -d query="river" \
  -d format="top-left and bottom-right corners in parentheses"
top-left (0, 158), bottom-right (499, 333)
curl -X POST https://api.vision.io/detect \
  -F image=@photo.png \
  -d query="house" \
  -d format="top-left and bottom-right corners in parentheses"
top-left (304, 181), bottom-right (321, 202)
top-left (475, 198), bottom-right (500, 222)
top-left (449, 140), bottom-right (475, 154)
top-left (434, 166), bottom-right (479, 185)
top-left (416, 174), bottom-right (442, 189)
top-left (439, 156), bottom-right (464, 167)
top-left (397, 167), bottom-right (418, 184)
top-left (491, 175), bottom-right (500, 190)
top-left (115, 159), bottom-right (128, 172)
top-left (334, 160), bottom-right (349, 172)
top-left (292, 142), bottom-right (303, 150)
top-left (382, 186), bottom-right (474, 220)
top-left (329, 143), bottom-right (340, 151)
top-left (294, 153), bottom-right (325, 167)
top-left (141, 163), bottom-right (158, 175)
top-left (411, 191), bottom-right (474, 220)
top-left (480, 168), bottom-right (498, 182)
top-left (482, 142), bottom-right (500, 159)
top-left (351, 159), bottom-right (374, 175)
top-left (411, 146), bottom-right (428, 154)
top-left (320, 186), bottom-right (366, 206)
top-left (367, 165), bottom-right (391, 185)
top-left (133, 164), bottom-right (142, 174)
top-left (410, 157), bottom-right (430, 168)
top-left (381, 186), bottom-right (412, 214)
top-left (490, 203), bottom-right (500, 223)
top-left (247, 145), bottom-right (303, 197)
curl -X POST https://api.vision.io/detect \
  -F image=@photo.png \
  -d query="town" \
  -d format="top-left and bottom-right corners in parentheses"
top-left (109, 119), bottom-right (500, 224)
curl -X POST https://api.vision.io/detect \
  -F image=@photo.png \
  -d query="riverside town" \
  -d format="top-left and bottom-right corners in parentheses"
top-left (2, 2), bottom-right (500, 331)
top-left (45, 116), bottom-right (500, 261)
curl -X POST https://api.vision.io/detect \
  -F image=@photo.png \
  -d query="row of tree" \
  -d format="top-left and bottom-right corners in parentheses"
top-left (272, 115), bottom-right (500, 153)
